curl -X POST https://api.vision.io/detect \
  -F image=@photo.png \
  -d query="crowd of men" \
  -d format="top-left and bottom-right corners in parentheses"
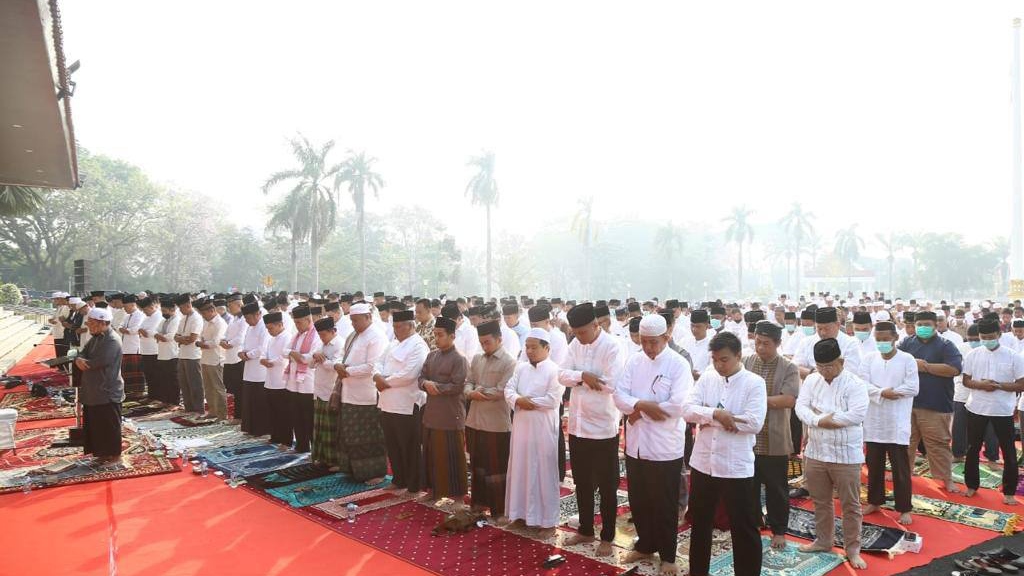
top-left (44, 288), bottom-right (1024, 576)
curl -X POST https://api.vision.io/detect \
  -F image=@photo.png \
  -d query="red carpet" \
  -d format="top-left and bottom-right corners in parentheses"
top-left (4, 335), bottom-right (68, 382)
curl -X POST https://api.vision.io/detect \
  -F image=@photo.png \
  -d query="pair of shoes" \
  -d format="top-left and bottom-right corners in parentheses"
top-left (954, 554), bottom-right (1019, 574)
top-left (981, 547), bottom-right (1024, 569)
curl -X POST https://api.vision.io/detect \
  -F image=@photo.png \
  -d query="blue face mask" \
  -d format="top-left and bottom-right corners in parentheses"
top-left (710, 319), bottom-right (722, 330)
top-left (785, 324), bottom-right (796, 333)
top-left (876, 341), bottom-right (894, 354)
top-left (854, 331), bottom-right (870, 342)
top-left (969, 341), bottom-right (983, 349)
top-left (915, 326), bottom-right (935, 339)
top-left (801, 326), bottom-right (815, 336)
top-left (983, 339), bottom-right (1000, 350)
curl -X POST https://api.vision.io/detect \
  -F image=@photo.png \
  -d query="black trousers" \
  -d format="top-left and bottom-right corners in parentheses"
top-left (141, 355), bottom-right (158, 400)
top-left (381, 407), bottom-right (423, 492)
top-left (83, 402), bottom-right (122, 457)
top-left (689, 468), bottom-right (761, 576)
top-left (557, 402), bottom-right (566, 481)
top-left (866, 442), bottom-right (911, 512)
top-left (790, 411), bottom-right (803, 455)
top-left (684, 423), bottom-right (695, 465)
top-left (625, 455), bottom-right (683, 563)
top-left (568, 435), bottom-right (619, 542)
top-left (223, 362), bottom-right (244, 419)
top-left (288, 390), bottom-right (314, 452)
top-left (241, 381), bottom-right (271, 436)
top-left (966, 411), bottom-right (1019, 495)
top-left (54, 338), bottom-right (68, 364)
top-left (155, 358), bottom-right (179, 405)
top-left (751, 454), bottom-right (789, 535)
top-left (265, 388), bottom-right (292, 446)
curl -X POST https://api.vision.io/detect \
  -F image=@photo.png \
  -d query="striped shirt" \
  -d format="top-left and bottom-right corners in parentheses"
top-left (795, 369), bottom-right (869, 464)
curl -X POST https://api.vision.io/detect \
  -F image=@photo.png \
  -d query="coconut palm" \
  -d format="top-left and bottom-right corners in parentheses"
top-left (262, 135), bottom-right (344, 292)
top-left (571, 196), bottom-right (599, 299)
top-left (835, 225), bottom-right (865, 292)
top-left (875, 232), bottom-right (898, 296)
top-left (780, 202), bottom-right (815, 297)
top-left (0, 185), bottom-right (43, 216)
top-left (465, 151), bottom-right (498, 297)
top-left (723, 206), bottom-right (755, 294)
top-left (335, 150), bottom-right (385, 293)
top-left (654, 221), bottom-right (684, 294)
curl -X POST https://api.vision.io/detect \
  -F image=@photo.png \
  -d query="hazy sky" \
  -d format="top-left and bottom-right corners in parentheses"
top-left (60, 0), bottom-right (1022, 255)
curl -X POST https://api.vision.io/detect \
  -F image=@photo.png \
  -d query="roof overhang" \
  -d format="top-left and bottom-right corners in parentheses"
top-left (0, 0), bottom-right (79, 189)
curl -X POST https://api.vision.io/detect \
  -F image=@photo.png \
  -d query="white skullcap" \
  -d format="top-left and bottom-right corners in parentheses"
top-left (88, 307), bottom-right (112, 322)
top-left (936, 311), bottom-right (947, 319)
top-left (68, 297), bottom-right (82, 305)
top-left (51, 292), bottom-right (66, 298)
top-left (526, 327), bottom-right (550, 342)
top-left (349, 303), bottom-right (371, 315)
top-left (875, 311), bottom-right (891, 321)
top-left (639, 314), bottom-right (667, 337)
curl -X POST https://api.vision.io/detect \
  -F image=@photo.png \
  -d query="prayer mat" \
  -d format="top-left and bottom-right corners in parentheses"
top-left (196, 442), bottom-right (280, 466)
top-left (130, 405), bottom-right (184, 422)
top-left (1016, 475), bottom-right (1024, 496)
top-left (153, 423), bottom-right (251, 449)
top-left (130, 418), bottom-right (186, 433)
top-left (170, 414), bottom-right (220, 427)
top-left (314, 488), bottom-right (420, 518)
top-left (0, 390), bottom-right (76, 421)
top-left (864, 487), bottom-right (1021, 534)
top-left (788, 457), bottom-right (803, 479)
top-left (121, 399), bottom-right (172, 419)
top-left (218, 452), bottom-right (310, 478)
top-left (244, 462), bottom-right (332, 490)
top-left (710, 537), bottom-right (843, 576)
top-left (0, 426), bottom-right (178, 494)
top-left (300, 500), bottom-right (625, 576)
top-left (787, 506), bottom-right (922, 557)
top-left (264, 472), bottom-right (389, 508)
top-left (559, 490), bottom-right (630, 527)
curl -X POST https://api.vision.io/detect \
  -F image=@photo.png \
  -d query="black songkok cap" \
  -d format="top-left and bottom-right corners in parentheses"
top-left (314, 317), bottom-right (335, 331)
top-left (813, 338), bottom-right (842, 363)
top-left (690, 309), bottom-right (710, 323)
top-left (903, 311), bottom-right (916, 322)
top-left (122, 294), bottom-right (137, 304)
top-left (628, 317), bottom-right (642, 333)
top-left (174, 293), bottom-right (192, 306)
top-left (800, 309), bottom-right (815, 321)
top-left (138, 297), bottom-right (154, 308)
top-left (566, 302), bottom-right (596, 328)
top-left (160, 298), bottom-right (176, 308)
top-left (196, 299), bottom-right (215, 311)
top-left (528, 305), bottom-right (550, 323)
top-left (852, 311), bottom-right (872, 324)
top-left (1012, 319), bottom-right (1024, 329)
top-left (241, 302), bottom-right (260, 315)
top-left (710, 306), bottom-right (726, 316)
top-left (324, 301), bottom-right (340, 312)
top-left (95, 302), bottom-right (109, 308)
top-left (665, 299), bottom-right (680, 310)
top-left (815, 307), bottom-right (838, 324)
top-left (213, 298), bottom-right (227, 307)
top-left (227, 293), bottom-right (243, 303)
top-left (754, 320), bottom-right (781, 339)
top-left (660, 311), bottom-right (675, 327)
top-left (441, 302), bottom-right (462, 320)
top-left (978, 318), bottom-right (1001, 334)
top-left (501, 304), bottom-right (519, 316)
top-left (967, 323), bottom-right (981, 336)
top-left (594, 305), bottom-right (610, 319)
top-left (875, 321), bottom-right (897, 332)
top-left (373, 291), bottom-right (385, 298)
top-left (784, 311), bottom-right (796, 320)
top-left (477, 319), bottom-right (502, 338)
top-left (339, 294), bottom-right (353, 304)
top-left (743, 310), bottom-right (765, 323)
top-left (292, 306), bottom-right (311, 319)
top-left (434, 316), bottom-right (457, 333)
top-left (242, 293), bottom-right (257, 305)
top-left (915, 311), bottom-right (937, 322)
top-left (90, 290), bottom-right (105, 297)
top-left (309, 306), bottom-right (323, 315)
top-left (109, 293), bottom-right (124, 301)
top-left (627, 302), bottom-right (641, 313)
top-left (263, 312), bottom-right (283, 324)
top-left (392, 310), bottom-right (415, 322)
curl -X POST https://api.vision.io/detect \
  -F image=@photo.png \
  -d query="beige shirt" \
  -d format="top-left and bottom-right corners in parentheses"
top-left (743, 354), bottom-right (800, 456)
top-left (465, 347), bottom-right (517, 433)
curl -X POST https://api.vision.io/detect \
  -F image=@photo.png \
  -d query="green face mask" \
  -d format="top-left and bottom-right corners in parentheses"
top-left (785, 324), bottom-right (796, 333)
top-left (969, 341), bottom-right (983, 349)
top-left (983, 339), bottom-right (1000, 350)
top-left (801, 326), bottom-right (815, 336)
top-left (915, 325), bottom-right (935, 339)
top-left (876, 341), bottom-right (894, 354)
top-left (710, 319), bottom-right (722, 330)
top-left (854, 331), bottom-right (870, 342)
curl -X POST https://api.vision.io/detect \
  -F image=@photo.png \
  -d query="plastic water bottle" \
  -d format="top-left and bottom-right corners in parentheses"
top-left (346, 503), bottom-right (357, 523)
top-left (200, 461), bottom-right (208, 477)
top-left (22, 480), bottom-right (31, 494)
top-left (229, 471), bottom-right (239, 488)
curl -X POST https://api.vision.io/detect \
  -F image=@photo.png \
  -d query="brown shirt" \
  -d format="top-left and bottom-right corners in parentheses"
top-left (419, 346), bottom-right (468, 430)
top-left (743, 353), bottom-right (800, 456)
top-left (464, 347), bottom-right (516, 433)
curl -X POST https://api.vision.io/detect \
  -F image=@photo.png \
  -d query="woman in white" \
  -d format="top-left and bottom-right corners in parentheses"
top-left (504, 327), bottom-right (566, 537)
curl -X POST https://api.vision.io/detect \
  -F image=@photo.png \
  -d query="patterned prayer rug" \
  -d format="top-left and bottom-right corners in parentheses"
top-left (314, 488), bottom-right (421, 518)
top-left (264, 473), bottom-right (389, 507)
top-left (170, 414), bottom-right (221, 427)
top-left (787, 506), bottom-right (920, 556)
top-left (558, 490), bottom-right (630, 527)
top-left (244, 462), bottom-right (332, 489)
top-left (0, 426), bottom-right (178, 494)
top-left (864, 488), bottom-right (1020, 534)
top-left (152, 423), bottom-right (251, 449)
top-left (121, 399), bottom-right (173, 419)
top-left (197, 442), bottom-right (280, 466)
top-left (0, 391), bottom-right (76, 421)
top-left (709, 537), bottom-right (843, 576)
top-left (218, 452), bottom-right (310, 478)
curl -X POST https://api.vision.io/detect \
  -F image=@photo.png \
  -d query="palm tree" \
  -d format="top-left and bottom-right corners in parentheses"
top-left (654, 221), bottom-right (684, 294)
top-left (571, 197), bottom-right (599, 299)
top-left (262, 135), bottom-right (344, 292)
top-left (835, 225), bottom-right (865, 292)
top-left (723, 206), bottom-right (755, 294)
top-left (465, 151), bottom-right (498, 298)
top-left (875, 232), bottom-right (898, 296)
top-left (335, 150), bottom-right (384, 293)
top-left (0, 185), bottom-right (43, 216)
top-left (765, 236), bottom-right (795, 293)
top-left (780, 202), bottom-right (815, 297)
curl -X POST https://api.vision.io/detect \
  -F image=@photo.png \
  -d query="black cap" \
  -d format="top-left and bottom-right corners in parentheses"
top-left (813, 338), bottom-right (842, 363)
top-left (528, 305), bottom-right (550, 323)
top-left (314, 317), bottom-right (335, 331)
top-left (392, 310), bottom-right (415, 322)
top-left (476, 319), bottom-right (502, 338)
top-left (690, 309), bottom-right (709, 324)
top-left (594, 305), bottom-right (610, 319)
top-left (628, 317), bottom-right (641, 333)
top-left (292, 306), bottom-right (311, 319)
top-left (753, 320), bottom-right (781, 339)
top-left (263, 312), bottom-right (283, 324)
top-left (852, 311), bottom-right (872, 324)
top-left (916, 311), bottom-right (937, 322)
top-left (815, 307), bottom-right (838, 324)
top-left (566, 302), bottom-right (596, 328)
top-left (502, 304), bottom-right (519, 316)
top-left (435, 316), bottom-right (457, 333)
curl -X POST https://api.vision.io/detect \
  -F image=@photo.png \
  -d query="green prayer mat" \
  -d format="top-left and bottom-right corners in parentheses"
top-left (709, 537), bottom-right (843, 576)
top-left (864, 488), bottom-right (1020, 534)
top-left (265, 473), bottom-right (390, 508)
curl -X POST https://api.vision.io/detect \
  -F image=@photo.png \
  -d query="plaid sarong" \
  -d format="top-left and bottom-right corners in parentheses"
top-left (312, 398), bottom-right (340, 468)
top-left (121, 354), bottom-right (147, 399)
top-left (337, 403), bottom-right (387, 482)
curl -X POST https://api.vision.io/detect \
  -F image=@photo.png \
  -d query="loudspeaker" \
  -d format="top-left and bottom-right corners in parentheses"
top-left (73, 259), bottom-right (89, 295)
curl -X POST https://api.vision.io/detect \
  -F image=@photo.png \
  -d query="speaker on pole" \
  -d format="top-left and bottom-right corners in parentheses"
top-left (73, 259), bottom-right (90, 295)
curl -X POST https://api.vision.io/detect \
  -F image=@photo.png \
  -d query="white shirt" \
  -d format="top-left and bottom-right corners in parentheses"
top-left (262, 331), bottom-right (291, 389)
top-left (863, 350), bottom-right (919, 444)
top-left (683, 367), bottom-right (768, 478)
top-left (796, 370), bottom-right (869, 464)
top-left (546, 327), bottom-right (569, 368)
top-left (336, 314), bottom-right (354, 341)
top-left (339, 327), bottom-right (389, 406)
top-left (998, 332), bottom-right (1023, 353)
top-left (454, 321), bottom-right (480, 361)
top-left (783, 328), bottom-right (809, 356)
top-left (953, 342), bottom-right (975, 403)
top-left (377, 334), bottom-right (430, 414)
top-left (221, 315), bottom-right (248, 365)
top-left (138, 310), bottom-right (162, 356)
top-left (199, 315), bottom-right (227, 366)
top-left (857, 335), bottom-right (877, 359)
top-left (51, 304), bottom-right (68, 338)
top-left (501, 324), bottom-right (522, 360)
top-left (963, 344), bottom-right (1024, 417)
top-left (176, 311), bottom-right (203, 361)
top-left (119, 309), bottom-right (145, 355)
top-left (156, 312), bottom-right (181, 360)
top-left (559, 330), bottom-right (626, 440)
top-left (613, 347), bottom-right (693, 461)
top-left (285, 327), bottom-right (323, 393)
top-left (312, 334), bottom-right (343, 401)
top-left (241, 320), bottom-right (270, 382)
top-left (681, 334), bottom-right (712, 373)
top-left (938, 329), bottom-right (965, 347)
top-left (794, 331), bottom-right (864, 379)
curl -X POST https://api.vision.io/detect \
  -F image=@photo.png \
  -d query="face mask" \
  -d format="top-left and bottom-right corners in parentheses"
top-left (161, 312), bottom-right (172, 319)
top-left (801, 326), bottom-right (815, 336)
top-left (983, 339), bottom-right (1000, 350)
top-left (969, 341), bottom-right (983, 349)
top-left (785, 324), bottom-right (796, 333)
top-left (854, 331), bottom-right (870, 342)
top-left (915, 326), bottom-right (935, 339)
top-left (876, 341), bottom-right (894, 354)
top-left (710, 319), bottom-right (722, 330)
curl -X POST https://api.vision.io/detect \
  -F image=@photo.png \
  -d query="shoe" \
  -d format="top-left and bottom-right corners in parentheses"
top-left (954, 558), bottom-right (1001, 575)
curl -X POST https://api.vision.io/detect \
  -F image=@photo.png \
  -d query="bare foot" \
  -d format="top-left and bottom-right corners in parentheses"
top-left (798, 541), bottom-right (832, 553)
top-left (535, 527), bottom-right (557, 539)
top-left (328, 466), bottom-right (341, 472)
top-left (384, 483), bottom-right (404, 491)
top-left (862, 504), bottom-right (880, 515)
top-left (1005, 495), bottom-right (1019, 506)
top-left (658, 561), bottom-right (679, 575)
top-left (563, 533), bottom-right (596, 546)
top-left (492, 516), bottom-right (510, 527)
top-left (897, 512), bottom-right (913, 525)
top-left (624, 550), bottom-right (654, 563)
top-left (770, 534), bottom-right (787, 549)
top-left (945, 481), bottom-right (962, 494)
top-left (953, 456), bottom-right (965, 463)
top-left (509, 519), bottom-right (527, 529)
top-left (964, 488), bottom-right (978, 498)
top-left (596, 541), bottom-right (614, 556)
top-left (364, 477), bottom-right (387, 486)
top-left (847, 553), bottom-right (867, 569)
top-left (985, 461), bottom-right (1002, 471)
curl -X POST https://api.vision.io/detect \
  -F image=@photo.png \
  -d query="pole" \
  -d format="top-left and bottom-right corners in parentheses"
top-left (1010, 18), bottom-right (1024, 298)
